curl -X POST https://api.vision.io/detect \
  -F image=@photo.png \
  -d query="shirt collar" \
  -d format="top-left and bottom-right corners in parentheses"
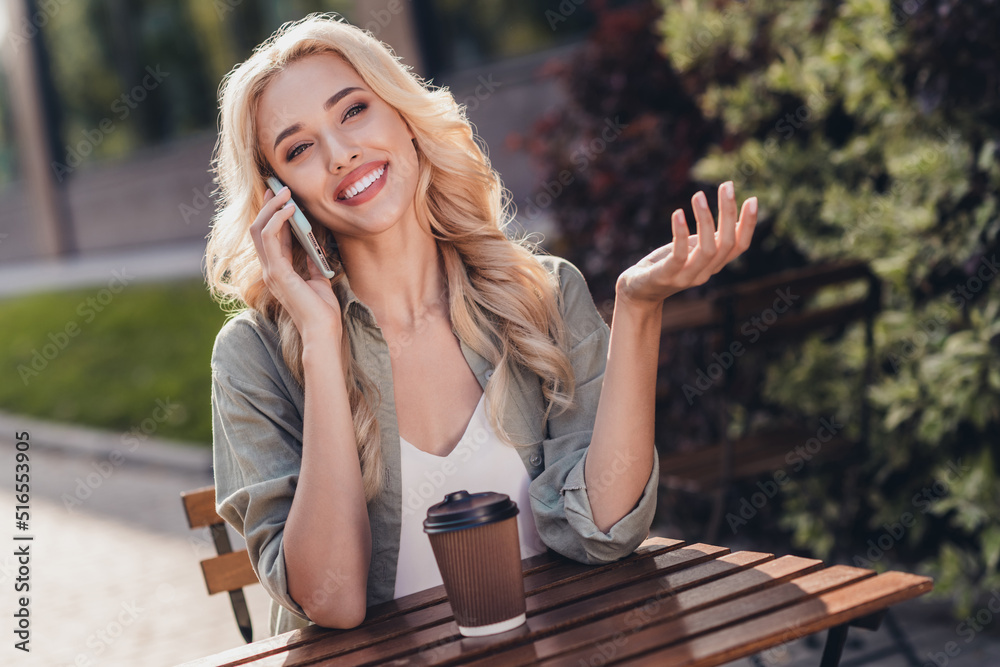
top-left (335, 267), bottom-right (495, 388)
top-left (333, 271), bottom-right (378, 327)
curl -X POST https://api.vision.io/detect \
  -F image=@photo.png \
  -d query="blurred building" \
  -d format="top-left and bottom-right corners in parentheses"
top-left (0, 0), bottom-right (598, 263)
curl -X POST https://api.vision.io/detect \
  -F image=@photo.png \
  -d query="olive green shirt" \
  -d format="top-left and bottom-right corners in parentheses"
top-left (210, 253), bottom-right (659, 637)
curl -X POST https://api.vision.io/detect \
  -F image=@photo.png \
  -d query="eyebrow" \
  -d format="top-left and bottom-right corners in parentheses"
top-left (271, 86), bottom-right (363, 155)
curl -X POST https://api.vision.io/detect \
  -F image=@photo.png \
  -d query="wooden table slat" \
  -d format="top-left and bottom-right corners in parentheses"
top-left (183, 539), bottom-right (933, 667)
top-left (525, 544), bottom-right (730, 615)
top-left (523, 538), bottom-right (687, 593)
top-left (252, 545), bottom-right (736, 667)
top-left (520, 550), bottom-right (769, 647)
top-left (367, 537), bottom-right (686, 625)
top-left (532, 563), bottom-right (871, 667)
top-left (462, 555), bottom-right (826, 667)
top-left (612, 570), bottom-right (933, 667)
top-left (341, 550), bottom-right (771, 667)
top-left (179, 538), bottom-right (687, 667)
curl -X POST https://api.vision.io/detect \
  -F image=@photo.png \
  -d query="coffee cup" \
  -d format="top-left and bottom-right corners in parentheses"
top-left (423, 490), bottom-right (527, 637)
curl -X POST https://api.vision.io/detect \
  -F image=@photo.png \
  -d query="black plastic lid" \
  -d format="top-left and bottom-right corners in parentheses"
top-left (422, 490), bottom-right (519, 534)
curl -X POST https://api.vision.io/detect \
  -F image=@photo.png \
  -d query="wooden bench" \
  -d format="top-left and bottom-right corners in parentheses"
top-left (657, 260), bottom-right (882, 540)
top-left (181, 485), bottom-right (259, 643)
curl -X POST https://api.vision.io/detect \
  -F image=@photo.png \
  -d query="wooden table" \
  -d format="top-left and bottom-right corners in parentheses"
top-left (183, 536), bottom-right (932, 667)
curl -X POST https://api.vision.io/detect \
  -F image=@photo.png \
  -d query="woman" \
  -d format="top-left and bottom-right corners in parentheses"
top-left (205, 13), bottom-right (757, 636)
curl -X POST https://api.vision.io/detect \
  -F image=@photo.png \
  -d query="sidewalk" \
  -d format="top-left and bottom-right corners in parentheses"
top-left (0, 418), bottom-right (273, 666)
top-left (0, 240), bottom-right (207, 300)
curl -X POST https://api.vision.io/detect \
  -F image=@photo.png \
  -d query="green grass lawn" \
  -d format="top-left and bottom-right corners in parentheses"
top-left (0, 279), bottom-right (234, 447)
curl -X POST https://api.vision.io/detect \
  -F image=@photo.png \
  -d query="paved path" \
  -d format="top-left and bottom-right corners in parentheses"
top-left (0, 240), bottom-right (206, 300)
top-left (0, 418), bottom-right (273, 667)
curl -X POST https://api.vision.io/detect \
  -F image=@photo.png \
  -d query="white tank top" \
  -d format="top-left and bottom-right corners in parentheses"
top-left (394, 392), bottom-right (548, 599)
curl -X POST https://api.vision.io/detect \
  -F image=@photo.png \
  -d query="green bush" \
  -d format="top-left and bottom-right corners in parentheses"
top-left (528, 0), bottom-right (1000, 613)
top-left (670, 0), bottom-right (1000, 613)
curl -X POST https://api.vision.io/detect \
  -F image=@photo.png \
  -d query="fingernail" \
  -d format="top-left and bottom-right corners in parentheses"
top-left (748, 197), bottom-right (757, 214)
top-left (724, 181), bottom-right (733, 197)
top-left (696, 191), bottom-right (707, 206)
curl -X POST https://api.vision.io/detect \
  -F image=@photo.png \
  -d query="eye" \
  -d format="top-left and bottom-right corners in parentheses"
top-left (343, 102), bottom-right (367, 121)
top-left (287, 143), bottom-right (310, 161)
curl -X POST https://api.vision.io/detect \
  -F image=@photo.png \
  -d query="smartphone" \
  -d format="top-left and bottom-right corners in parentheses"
top-left (266, 175), bottom-right (337, 279)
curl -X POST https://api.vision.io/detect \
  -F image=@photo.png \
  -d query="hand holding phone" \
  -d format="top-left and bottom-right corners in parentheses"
top-left (266, 176), bottom-right (337, 279)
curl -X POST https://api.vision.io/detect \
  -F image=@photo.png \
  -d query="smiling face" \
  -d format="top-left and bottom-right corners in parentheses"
top-left (256, 52), bottom-right (421, 238)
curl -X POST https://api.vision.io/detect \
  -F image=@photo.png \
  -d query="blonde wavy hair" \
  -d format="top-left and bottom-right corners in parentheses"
top-left (205, 13), bottom-right (576, 503)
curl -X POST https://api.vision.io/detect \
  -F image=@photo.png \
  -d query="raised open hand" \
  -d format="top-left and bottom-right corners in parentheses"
top-left (615, 181), bottom-right (758, 307)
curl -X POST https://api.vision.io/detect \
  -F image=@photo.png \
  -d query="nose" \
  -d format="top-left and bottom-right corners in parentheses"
top-left (322, 130), bottom-right (360, 173)
top-left (335, 153), bottom-right (359, 172)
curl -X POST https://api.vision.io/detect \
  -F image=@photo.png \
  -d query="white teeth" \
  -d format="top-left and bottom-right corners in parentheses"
top-left (341, 165), bottom-right (385, 200)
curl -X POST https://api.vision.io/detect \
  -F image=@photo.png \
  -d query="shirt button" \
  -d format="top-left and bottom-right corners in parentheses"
top-left (484, 369), bottom-right (494, 380)
top-left (530, 453), bottom-right (542, 467)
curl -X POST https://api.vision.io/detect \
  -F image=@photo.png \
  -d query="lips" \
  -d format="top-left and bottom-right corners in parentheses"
top-left (337, 161), bottom-right (388, 200)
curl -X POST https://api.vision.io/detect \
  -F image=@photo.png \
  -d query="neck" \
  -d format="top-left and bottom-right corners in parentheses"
top-left (337, 215), bottom-right (450, 333)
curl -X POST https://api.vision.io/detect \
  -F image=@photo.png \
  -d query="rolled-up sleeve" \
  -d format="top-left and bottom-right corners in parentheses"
top-left (528, 258), bottom-right (659, 565)
top-left (210, 316), bottom-right (311, 622)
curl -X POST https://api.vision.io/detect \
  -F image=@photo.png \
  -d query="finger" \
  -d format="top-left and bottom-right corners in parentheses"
top-left (258, 202), bottom-right (297, 276)
top-left (304, 252), bottom-right (323, 280)
top-left (642, 208), bottom-right (691, 266)
top-left (715, 181), bottom-right (737, 262)
top-left (686, 190), bottom-right (717, 271)
top-left (666, 208), bottom-right (689, 268)
top-left (305, 251), bottom-right (334, 282)
top-left (734, 196), bottom-right (759, 254)
top-left (252, 186), bottom-right (291, 234)
top-left (264, 185), bottom-right (291, 213)
top-left (263, 185), bottom-right (289, 211)
top-left (267, 200), bottom-right (296, 247)
top-left (251, 186), bottom-right (290, 240)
